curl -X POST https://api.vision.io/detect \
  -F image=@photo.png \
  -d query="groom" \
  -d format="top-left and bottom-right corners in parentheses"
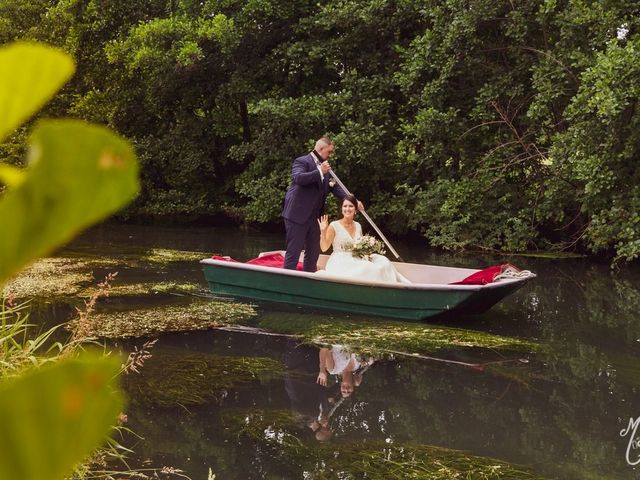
top-left (282, 136), bottom-right (347, 271)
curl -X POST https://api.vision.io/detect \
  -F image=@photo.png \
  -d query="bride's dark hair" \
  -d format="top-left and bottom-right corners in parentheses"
top-left (342, 194), bottom-right (358, 211)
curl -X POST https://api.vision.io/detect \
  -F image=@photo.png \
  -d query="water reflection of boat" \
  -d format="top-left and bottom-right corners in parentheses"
top-left (200, 251), bottom-right (535, 321)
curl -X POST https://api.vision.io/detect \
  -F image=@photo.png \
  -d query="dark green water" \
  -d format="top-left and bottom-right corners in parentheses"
top-left (45, 224), bottom-right (640, 478)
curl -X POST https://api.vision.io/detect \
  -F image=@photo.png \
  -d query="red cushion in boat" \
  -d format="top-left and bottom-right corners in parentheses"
top-left (211, 253), bottom-right (304, 271)
top-left (450, 265), bottom-right (503, 285)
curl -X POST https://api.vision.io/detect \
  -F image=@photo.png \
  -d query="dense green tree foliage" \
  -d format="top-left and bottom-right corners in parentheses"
top-left (1, 0), bottom-right (639, 260)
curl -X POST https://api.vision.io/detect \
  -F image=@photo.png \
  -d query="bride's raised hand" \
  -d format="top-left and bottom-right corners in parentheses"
top-left (318, 215), bottom-right (329, 233)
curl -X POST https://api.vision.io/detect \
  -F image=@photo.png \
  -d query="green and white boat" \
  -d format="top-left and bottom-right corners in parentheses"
top-left (200, 251), bottom-right (535, 321)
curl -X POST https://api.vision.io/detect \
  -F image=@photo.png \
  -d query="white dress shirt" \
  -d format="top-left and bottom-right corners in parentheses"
top-left (311, 151), bottom-right (324, 182)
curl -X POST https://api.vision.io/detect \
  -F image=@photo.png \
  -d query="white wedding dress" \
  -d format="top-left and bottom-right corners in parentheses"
top-left (319, 221), bottom-right (410, 284)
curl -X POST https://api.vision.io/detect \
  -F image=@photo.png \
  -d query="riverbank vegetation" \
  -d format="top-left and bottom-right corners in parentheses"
top-left (1, 1), bottom-right (638, 261)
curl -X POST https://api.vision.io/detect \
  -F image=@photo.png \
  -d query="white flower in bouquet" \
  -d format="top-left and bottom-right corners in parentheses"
top-left (342, 234), bottom-right (386, 259)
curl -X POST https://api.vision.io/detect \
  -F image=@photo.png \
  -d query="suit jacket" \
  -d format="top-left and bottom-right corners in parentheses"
top-left (282, 153), bottom-right (347, 224)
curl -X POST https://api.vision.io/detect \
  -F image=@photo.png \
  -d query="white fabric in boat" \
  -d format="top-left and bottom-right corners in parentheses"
top-left (317, 221), bottom-right (411, 284)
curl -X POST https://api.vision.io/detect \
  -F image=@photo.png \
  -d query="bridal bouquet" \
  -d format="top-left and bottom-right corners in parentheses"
top-left (343, 234), bottom-right (386, 260)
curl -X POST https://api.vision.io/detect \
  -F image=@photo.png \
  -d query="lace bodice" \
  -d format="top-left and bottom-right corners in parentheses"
top-left (331, 221), bottom-right (362, 252)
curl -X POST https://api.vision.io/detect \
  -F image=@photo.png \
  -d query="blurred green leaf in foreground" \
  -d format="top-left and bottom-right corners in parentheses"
top-left (0, 42), bottom-right (139, 285)
top-left (0, 41), bottom-right (139, 480)
top-left (0, 354), bottom-right (124, 480)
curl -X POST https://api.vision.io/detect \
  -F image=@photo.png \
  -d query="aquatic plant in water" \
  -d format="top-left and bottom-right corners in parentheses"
top-left (141, 248), bottom-right (209, 264)
top-left (78, 299), bottom-right (256, 338)
top-left (124, 350), bottom-right (283, 407)
top-left (2, 258), bottom-right (95, 299)
top-left (149, 282), bottom-right (202, 294)
top-left (220, 408), bottom-right (546, 479)
top-left (62, 245), bottom-right (208, 266)
top-left (80, 281), bottom-right (204, 298)
top-left (3, 251), bottom-right (208, 300)
top-left (257, 313), bottom-right (541, 357)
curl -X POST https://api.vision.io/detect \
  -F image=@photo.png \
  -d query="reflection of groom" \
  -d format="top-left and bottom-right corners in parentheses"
top-left (282, 136), bottom-right (347, 271)
top-left (283, 339), bottom-right (333, 442)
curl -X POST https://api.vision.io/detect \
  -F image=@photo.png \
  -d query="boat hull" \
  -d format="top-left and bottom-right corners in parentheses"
top-left (201, 257), bottom-right (531, 320)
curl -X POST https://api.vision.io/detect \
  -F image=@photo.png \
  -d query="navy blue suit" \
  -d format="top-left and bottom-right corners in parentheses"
top-left (282, 153), bottom-right (346, 271)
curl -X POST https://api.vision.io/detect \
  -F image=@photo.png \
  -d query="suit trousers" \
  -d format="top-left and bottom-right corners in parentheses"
top-left (284, 217), bottom-right (320, 271)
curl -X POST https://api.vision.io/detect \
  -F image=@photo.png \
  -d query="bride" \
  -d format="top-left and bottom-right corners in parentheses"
top-left (316, 194), bottom-right (410, 284)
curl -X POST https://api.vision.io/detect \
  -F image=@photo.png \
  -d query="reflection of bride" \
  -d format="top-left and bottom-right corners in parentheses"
top-left (317, 194), bottom-right (410, 284)
top-left (317, 345), bottom-right (374, 399)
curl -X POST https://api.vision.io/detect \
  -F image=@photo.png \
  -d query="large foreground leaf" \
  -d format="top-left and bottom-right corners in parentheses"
top-left (0, 43), bottom-right (74, 143)
top-left (0, 354), bottom-right (123, 480)
top-left (0, 119), bottom-right (139, 283)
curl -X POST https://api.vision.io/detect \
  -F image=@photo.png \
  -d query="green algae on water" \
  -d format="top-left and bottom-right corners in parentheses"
top-left (149, 282), bottom-right (202, 294)
top-left (75, 299), bottom-right (256, 338)
top-left (125, 351), bottom-right (282, 407)
top-left (141, 248), bottom-right (207, 264)
top-left (257, 313), bottom-right (541, 356)
top-left (3, 255), bottom-right (130, 300)
top-left (4, 256), bottom-right (204, 300)
top-left (3, 258), bottom-right (94, 299)
top-left (80, 281), bottom-right (204, 298)
top-left (62, 245), bottom-right (208, 265)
